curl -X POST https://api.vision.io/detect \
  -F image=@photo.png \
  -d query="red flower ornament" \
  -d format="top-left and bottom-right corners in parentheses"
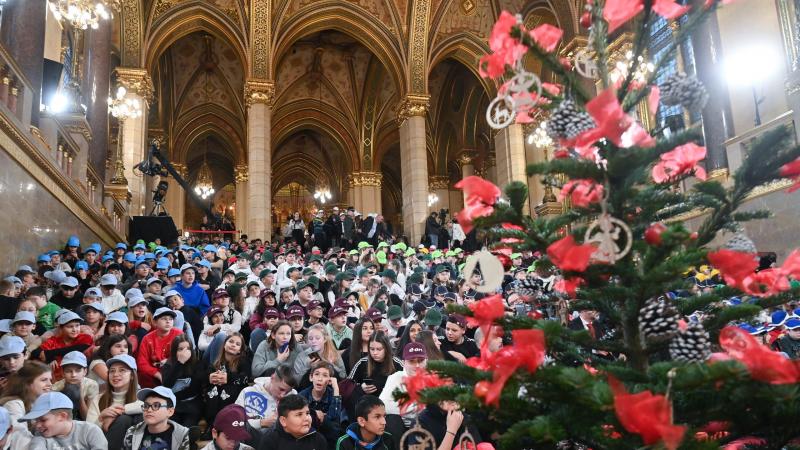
top-left (609, 376), bottom-right (686, 450)
top-left (604, 0), bottom-right (644, 33)
top-left (547, 236), bottom-right (596, 272)
top-left (652, 142), bottom-right (707, 183)
top-left (466, 295), bottom-right (506, 336)
top-left (455, 176), bottom-right (501, 234)
top-left (718, 326), bottom-right (800, 384)
top-left (479, 11), bottom-right (528, 79)
top-left (529, 24), bottom-right (563, 52)
top-left (400, 370), bottom-right (453, 413)
top-left (707, 249), bottom-right (759, 291)
top-left (560, 179), bottom-right (604, 208)
top-left (779, 157), bottom-right (800, 193)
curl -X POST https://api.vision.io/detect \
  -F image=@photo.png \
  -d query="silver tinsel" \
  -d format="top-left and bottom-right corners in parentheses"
top-left (660, 72), bottom-right (709, 111)
top-left (669, 322), bottom-right (711, 362)
top-left (546, 99), bottom-right (595, 140)
top-left (639, 297), bottom-right (679, 341)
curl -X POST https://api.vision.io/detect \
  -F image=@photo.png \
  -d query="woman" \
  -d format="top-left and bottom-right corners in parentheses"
top-left (160, 334), bottom-right (203, 427)
top-left (87, 355), bottom-right (142, 449)
top-left (289, 212), bottom-right (306, 249)
top-left (87, 334), bottom-right (129, 386)
top-left (0, 360), bottom-right (52, 445)
top-left (347, 318), bottom-right (375, 373)
top-left (293, 324), bottom-right (346, 389)
top-left (251, 320), bottom-right (303, 377)
top-left (202, 332), bottom-right (251, 426)
top-left (346, 332), bottom-right (403, 417)
top-left (37, 312), bottom-right (94, 381)
top-left (416, 330), bottom-right (444, 361)
top-left (394, 320), bottom-right (422, 357)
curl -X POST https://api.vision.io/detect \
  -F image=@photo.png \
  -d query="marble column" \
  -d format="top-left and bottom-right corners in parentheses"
top-left (165, 163), bottom-right (187, 231)
top-left (397, 95), bottom-right (430, 245)
top-left (494, 124), bottom-right (527, 188)
top-left (115, 68), bottom-right (153, 217)
top-left (234, 164), bottom-right (249, 236)
top-left (523, 124), bottom-right (546, 210)
top-left (245, 80), bottom-right (274, 241)
top-left (456, 153), bottom-right (474, 209)
top-left (60, 114), bottom-right (92, 185)
top-left (348, 171), bottom-right (383, 215)
top-left (0, 0), bottom-right (46, 126)
top-left (85, 20), bottom-right (111, 177)
top-left (428, 175), bottom-right (450, 214)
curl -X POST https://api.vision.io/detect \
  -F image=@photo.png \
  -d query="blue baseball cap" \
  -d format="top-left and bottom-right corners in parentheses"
top-left (48, 250), bottom-right (60, 256)
top-left (106, 354), bottom-right (137, 370)
top-left (59, 277), bottom-right (79, 288)
top-left (84, 244), bottom-right (100, 255)
top-left (785, 318), bottom-right (800, 330)
top-left (80, 302), bottom-right (106, 315)
top-left (135, 258), bottom-right (149, 268)
top-left (0, 335), bottom-right (26, 357)
top-left (57, 311), bottom-right (82, 326)
top-left (17, 265), bottom-right (34, 274)
top-left (164, 290), bottom-right (182, 299)
top-left (156, 257), bottom-right (170, 270)
top-left (102, 255), bottom-right (113, 263)
top-left (153, 307), bottom-right (177, 319)
top-left (123, 253), bottom-right (137, 263)
top-left (137, 386), bottom-right (177, 407)
top-left (106, 311), bottom-right (129, 324)
top-left (203, 244), bottom-right (217, 253)
top-left (19, 392), bottom-right (74, 421)
top-left (144, 253), bottom-right (156, 260)
top-left (61, 351), bottom-right (87, 368)
top-left (0, 320), bottom-right (10, 333)
top-left (66, 236), bottom-right (80, 247)
top-left (100, 273), bottom-right (118, 286)
top-left (74, 261), bottom-right (89, 271)
top-left (37, 254), bottom-right (51, 263)
top-left (179, 263), bottom-right (195, 274)
top-left (133, 243), bottom-right (146, 250)
top-left (124, 288), bottom-right (143, 299)
top-left (167, 268), bottom-right (181, 277)
top-left (146, 277), bottom-right (163, 286)
top-left (3, 276), bottom-right (20, 286)
top-left (116, 242), bottom-right (128, 250)
top-left (196, 260), bottom-right (211, 269)
top-left (44, 270), bottom-right (66, 284)
top-left (84, 287), bottom-right (103, 298)
top-left (11, 311), bottom-right (36, 325)
top-left (127, 295), bottom-right (147, 308)
top-left (770, 310), bottom-right (788, 329)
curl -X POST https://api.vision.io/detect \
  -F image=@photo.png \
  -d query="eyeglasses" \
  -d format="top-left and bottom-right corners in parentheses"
top-left (142, 402), bottom-right (170, 411)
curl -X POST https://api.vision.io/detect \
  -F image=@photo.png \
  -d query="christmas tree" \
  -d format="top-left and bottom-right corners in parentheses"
top-left (395, 0), bottom-right (800, 449)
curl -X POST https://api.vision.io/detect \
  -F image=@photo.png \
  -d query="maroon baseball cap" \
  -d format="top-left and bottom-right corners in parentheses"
top-left (263, 307), bottom-right (280, 319)
top-left (213, 404), bottom-right (251, 441)
top-left (448, 314), bottom-right (467, 329)
top-left (366, 307), bottom-right (383, 322)
top-left (307, 300), bottom-right (322, 310)
top-left (259, 289), bottom-right (276, 300)
top-left (402, 342), bottom-right (427, 360)
top-left (206, 307), bottom-right (224, 318)
top-left (212, 289), bottom-right (230, 301)
top-left (286, 305), bottom-right (305, 319)
top-left (328, 305), bottom-right (347, 319)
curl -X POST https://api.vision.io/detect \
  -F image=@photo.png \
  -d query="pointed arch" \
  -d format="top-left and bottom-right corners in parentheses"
top-left (429, 33), bottom-right (495, 97)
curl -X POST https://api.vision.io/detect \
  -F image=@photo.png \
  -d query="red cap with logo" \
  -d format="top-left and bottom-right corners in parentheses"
top-left (213, 404), bottom-right (251, 441)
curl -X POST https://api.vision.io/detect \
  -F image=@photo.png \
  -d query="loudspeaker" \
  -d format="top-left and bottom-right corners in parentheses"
top-left (129, 216), bottom-right (179, 246)
top-left (41, 59), bottom-right (64, 106)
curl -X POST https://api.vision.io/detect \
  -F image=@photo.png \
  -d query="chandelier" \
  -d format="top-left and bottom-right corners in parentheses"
top-left (194, 140), bottom-right (215, 200)
top-left (528, 121), bottom-right (553, 148)
top-left (107, 86), bottom-right (141, 120)
top-left (314, 187), bottom-right (332, 204)
top-left (48, 0), bottom-right (118, 30)
top-left (428, 192), bottom-right (439, 207)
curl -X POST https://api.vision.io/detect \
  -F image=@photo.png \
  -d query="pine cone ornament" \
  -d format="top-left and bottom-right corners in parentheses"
top-left (724, 232), bottom-right (757, 254)
top-left (512, 278), bottom-right (542, 298)
top-left (546, 99), bottom-right (596, 140)
top-left (660, 72), bottom-right (709, 111)
top-left (638, 297), bottom-right (679, 341)
top-left (669, 322), bottom-right (711, 362)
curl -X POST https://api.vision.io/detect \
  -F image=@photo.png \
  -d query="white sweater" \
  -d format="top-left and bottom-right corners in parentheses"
top-left (379, 369), bottom-right (419, 426)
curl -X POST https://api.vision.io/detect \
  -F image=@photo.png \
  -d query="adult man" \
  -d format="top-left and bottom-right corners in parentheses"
top-left (343, 209), bottom-right (356, 250)
top-left (23, 392), bottom-right (107, 450)
top-left (361, 214), bottom-right (386, 247)
top-left (171, 264), bottom-right (211, 315)
top-left (326, 207), bottom-right (343, 249)
top-left (425, 212), bottom-right (442, 248)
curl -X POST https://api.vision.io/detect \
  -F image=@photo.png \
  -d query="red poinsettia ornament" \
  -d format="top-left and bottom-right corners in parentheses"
top-left (609, 376), bottom-right (686, 450)
top-left (400, 369), bottom-right (453, 413)
top-left (560, 179), bottom-right (604, 208)
top-left (779, 157), bottom-right (800, 192)
top-left (547, 236), bottom-right (596, 272)
top-left (652, 142), bottom-right (707, 183)
top-left (718, 326), bottom-right (800, 384)
top-left (479, 11), bottom-right (528, 79)
top-left (466, 295), bottom-right (506, 336)
top-left (454, 176), bottom-right (501, 234)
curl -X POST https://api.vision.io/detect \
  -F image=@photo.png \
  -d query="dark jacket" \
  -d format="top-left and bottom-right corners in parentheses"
top-left (342, 217), bottom-right (355, 241)
top-left (360, 217), bottom-right (386, 246)
top-left (257, 422), bottom-right (328, 450)
top-left (0, 294), bottom-right (20, 320)
top-left (424, 215), bottom-right (441, 236)
top-left (335, 423), bottom-right (396, 450)
top-left (416, 404), bottom-right (482, 448)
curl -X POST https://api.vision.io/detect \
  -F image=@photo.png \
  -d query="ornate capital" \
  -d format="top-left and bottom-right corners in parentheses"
top-left (245, 79), bottom-right (275, 108)
top-left (396, 95), bottom-right (430, 125)
top-left (348, 171), bottom-right (383, 187)
top-left (234, 164), bottom-right (249, 183)
top-left (115, 67), bottom-right (154, 103)
top-left (428, 175), bottom-right (449, 190)
top-left (62, 115), bottom-right (93, 143)
top-left (104, 183), bottom-right (131, 203)
top-left (456, 153), bottom-right (473, 168)
top-left (171, 163), bottom-right (188, 179)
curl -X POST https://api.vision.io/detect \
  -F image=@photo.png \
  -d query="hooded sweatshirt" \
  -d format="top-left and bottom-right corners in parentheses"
top-left (256, 421), bottom-right (327, 450)
top-left (235, 376), bottom-right (297, 430)
top-left (335, 423), bottom-right (396, 450)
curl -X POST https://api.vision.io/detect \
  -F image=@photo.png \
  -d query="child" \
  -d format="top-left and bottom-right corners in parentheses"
top-left (199, 307), bottom-right (226, 353)
top-left (137, 307), bottom-right (183, 388)
top-left (10, 311), bottom-right (41, 354)
top-left (51, 351), bottom-right (99, 420)
top-left (22, 391), bottom-right (107, 449)
top-left (0, 335), bottom-right (26, 388)
top-left (37, 311), bottom-right (94, 382)
top-left (79, 302), bottom-right (106, 343)
top-left (122, 386), bottom-right (190, 450)
top-left (200, 404), bottom-right (253, 450)
top-left (25, 287), bottom-right (59, 332)
top-left (235, 364), bottom-right (296, 439)
top-left (335, 396), bottom-right (396, 450)
top-left (298, 360), bottom-right (347, 445)
top-left (160, 334), bottom-right (203, 427)
top-left (326, 306), bottom-right (353, 351)
top-left (257, 394), bottom-right (327, 450)
top-left (126, 295), bottom-right (153, 343)
top-left (202, 333), bottom-right (251, 434)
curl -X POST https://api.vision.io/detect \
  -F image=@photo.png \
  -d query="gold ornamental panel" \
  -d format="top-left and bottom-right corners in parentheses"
top-left (428, 175), bottom-right (449, 190)
top-left (234, 164), bottom-right (249, 183)
top-left (348, 171), bottom-right (383, 187)
top-left (396, 94), bottom-right (430, 125)
top-left (115, 67), bottom-right (154, 103)
top-left (245, 79), bottom-right (275, 108)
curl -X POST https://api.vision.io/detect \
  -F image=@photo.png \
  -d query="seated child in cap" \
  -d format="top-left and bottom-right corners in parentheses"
top-left (199, 308), bottom-right (227, 353)
top-left (298, 361), bottom-right (347, 446)
top-left (11, 312), bottom-right (42, 354)
top-left (51, 351), bottom-right (99, 421)
top-left (235, 363), bottom-right (296, 442)
top-left (335, 395), bottom-right (396, 450)
top-left (86, 354), bottom-right (143, 449)
top-left (25, 392), bottom-right (107, 450)
top-left (256, 394), bottom-right (328, 450)
top-left (122, 387), bottom-right (190, 450)
top-left (137, 308), bottom-right (184, 388)
top-left (25, 287), bottom-right (59, 332)
top-left (159, 335), bottom-right (203, 428)
top-left (0, 336), bottom-right (26, 390)
top-left (87, 334), bottom-right (130, 386)
top-left (79, 303), bottom-right (106, 343)
top-left (35, 312), bottom-right (94, 382)
top-left (200, 404), bottom-right (254, 450)
top-left (143, 278), bottom-right (166, 308)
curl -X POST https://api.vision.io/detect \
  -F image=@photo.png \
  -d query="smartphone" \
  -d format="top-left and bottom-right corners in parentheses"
top-left (308, 351), bottom-right (320, 361)
top-left (279, 342), bottom-right (289, 353)
top-left (363, 378), bottom-right (373, 385)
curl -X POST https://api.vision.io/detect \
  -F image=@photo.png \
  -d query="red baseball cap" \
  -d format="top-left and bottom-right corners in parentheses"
top-left (213, 404), bottom-right (251, 441)
top-left (286, 305), bottom-right (305, 319)
top-left (328, 305), bottom-right (347, 319)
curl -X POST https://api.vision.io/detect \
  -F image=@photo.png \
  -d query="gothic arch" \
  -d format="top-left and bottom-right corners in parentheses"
top-left (428, 33), bottom-right (495, 97)
top-left (173, 115), bottom-right (244, 164)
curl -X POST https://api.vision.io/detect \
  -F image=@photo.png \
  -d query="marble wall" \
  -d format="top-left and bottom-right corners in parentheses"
top-left (0, 148), bottom-right (104, 273)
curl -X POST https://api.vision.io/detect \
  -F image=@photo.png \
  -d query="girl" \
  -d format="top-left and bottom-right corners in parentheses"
top-left (126, 296), bottom-right (152, 343)
top-left (242, 283), bottom-right (262, 322)
top-left (79, 303), bottom-right (106, 342)
top-left (37, 312), bottom-right (94, 381)
top-left (251, 320), bottom-right (303, 377)
top-left (103, 311), bottom-right (138, 355)
top-left (202, 332), bottom-right (251, 427)
top-left (160, 334), bottom-right (203, 427)
top-left (227, 283), bottom-right (247, 319)
top-left (347, 318), bottom-right (375, 373)
top-left (249, 298), bottom-right (280, 353)
top-left (87, 334), bottom-right (129, 386)
top-left (88, 355), bottom-right (142, 449)
top-left (416, 330), bottom-right (444, 361)
top-left (293, 324), bottom-right (346, 389)
top-left (0, 360), bottom-right (52, 444)
top-left (395, 320), bottom-right (422, 358)
top-left (347, 332), bottom-right (403, 416)
top-left (289, 212), bottom-right (306, 248)
top-left (198, 308), bottom-right (226, 353)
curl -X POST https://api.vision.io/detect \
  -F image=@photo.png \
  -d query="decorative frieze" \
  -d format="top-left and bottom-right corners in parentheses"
top-left (245, 79), bottom-right (275, 108)
top-left (348, 171), bottom-right (383, 187)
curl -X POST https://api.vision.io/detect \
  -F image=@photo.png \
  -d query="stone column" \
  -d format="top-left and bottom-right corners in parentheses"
top-left (484, 153), bottom-right (497, 185)
top-left (0, 0), bottom-right (46, 126)
top-left (235, 164), bottom-right (249, 236)
top-left (456, 153), bottom-right (474, 210)
top-left (494, 124), bottom-right (527, 188)
top-left (61, 115), bottom-right (92, 185)
top-left (428, 175), bottom-right (450, 213)
top-left (245, 80), bottom-right (274, 241)
top-left (85, 20), bottom-right (111, 177)
top-left (523, 124), bottom-right (546, 211)
top-left (397, 95), bottom-right (430, 245)
top-left (165, 163), bottom-right (187, 231)
top-left (115, 68), bottom-right (153, 217)
top-left (348, 171), bottom-right (383, 215)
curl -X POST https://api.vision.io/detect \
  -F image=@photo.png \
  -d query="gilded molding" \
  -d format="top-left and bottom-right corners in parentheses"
top-left (171, 162), bottom-right (188, 179)
top-left (29, 126), bottom-right (51, 151)
top-left (428, 175), bottom-right (449, 190)
top-left (115, 68), bottom-right (154, 103)
top-left (234, 164), bottom-right (249, 183)
top-left (408, 0), bottom-right (431, 93)
top-left (245, 79), bottom-right (275, 108)
top-left (250, 0), bottom-right (271, 78)
top-left (396, 94), bottom-right (429, 124)
top-left (121, 0), bottom-right (142, 67)
top-left (61, 113), bottom-right (93, 143)
top-left (348, 171), bottom-right (383, 187)
top-left (104, 183), bottom-right (131, 202)
top-left (456, 153), bottom-right (473, 167)
top-left (535, 201), bottom-right (564, 217)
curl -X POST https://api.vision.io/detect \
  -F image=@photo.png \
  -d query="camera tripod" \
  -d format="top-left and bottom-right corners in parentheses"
top-left (150, 200), bottom-right (168, 216)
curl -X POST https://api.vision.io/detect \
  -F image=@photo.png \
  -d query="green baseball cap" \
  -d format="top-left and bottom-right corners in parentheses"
top-left (510, 253), bottom-right (522, 260)
top-left (357, 241), bottom-right (373, 250)
top-left (379, 269), bottom-right (397, 281)
top-left (296, 280), bottom-right (313, 291)
top-left (387, 305), bottom-right (403, 320)
top-left (424, 308), bottom-right (443, 327)
top-left (376, 251), bottom-right (388, 265)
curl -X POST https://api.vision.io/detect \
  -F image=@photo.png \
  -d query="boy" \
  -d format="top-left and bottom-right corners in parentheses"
top-left (298, 360), bottom-right (346, 445)
top-left (304, 301), bottom-right (327, 328)
top-left (10, 311), bottom-right (41, 353)
top-left (441, 314), bottom-right (479, 363)
top-left (256, 394), bottom-right (327, 450)
top-left (137, 307), bottom-right (183, 387)
top-left (335, 396), bottom-right (396, 450)
top-left (99, 273), bottom-right (127, 313)
top-left (23, 391), bottom-right (107, 450)
top-left (25, 287), bottom-right (59, 331)
top-left (201, 404), bottom-right (254, 450)
top-left (52, 351), bottom-right (99, 420)
top-left (0, 335), bottom-right (26, 388)
top-left (326, 306), bottom-right (353, 351)
top-left (236, 364), bottom-right (297, 440)
top-left (123, 386), bottom-right (190, 450)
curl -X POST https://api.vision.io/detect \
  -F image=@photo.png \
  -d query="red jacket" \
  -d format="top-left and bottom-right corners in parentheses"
top-left (136, 328), bottom-right (183, 387)
top-left (39, 333), bottom-right (94, 381)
